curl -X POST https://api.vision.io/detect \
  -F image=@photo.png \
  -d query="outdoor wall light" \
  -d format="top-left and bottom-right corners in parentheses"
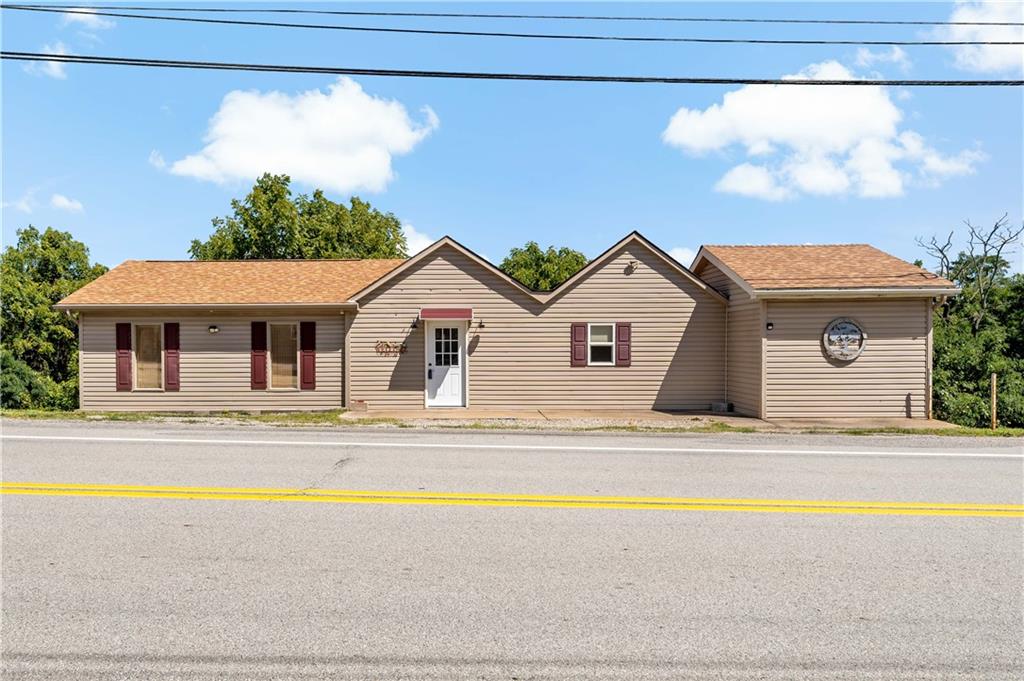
top-left (410, 318), bottom-right (419, 329)
top-left (208, 325), bottom-right (220, 334)
top-left (766, 322), bottom-right (774, 331)
top-left (478, 319), bottom-right (486, 329)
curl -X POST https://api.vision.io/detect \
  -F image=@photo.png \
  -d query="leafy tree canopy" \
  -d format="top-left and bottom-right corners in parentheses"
top-left (499, 241), bottom-right (588, 292)
top-left (1, 226), bottom-right (107, 409)
top-left (189, 173), bottom-right (408, 260)
top-left (921, 216), bottom-right (1024, 428)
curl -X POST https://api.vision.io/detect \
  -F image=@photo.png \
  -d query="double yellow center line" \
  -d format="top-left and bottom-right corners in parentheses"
top-left (2, 482), bottom-right (1022, 517)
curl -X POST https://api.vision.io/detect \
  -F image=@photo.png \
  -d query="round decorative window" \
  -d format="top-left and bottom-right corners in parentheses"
top-left (822, 318), bottom-right (866, 361)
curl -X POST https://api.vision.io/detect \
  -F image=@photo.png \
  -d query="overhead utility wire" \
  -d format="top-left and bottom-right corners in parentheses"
top-left (9, 3), bottom-right (1024, 26)
top-left (4, 6), bottom-right (1021, 46)
top-left (4, 52), bottom-right (1021, 86)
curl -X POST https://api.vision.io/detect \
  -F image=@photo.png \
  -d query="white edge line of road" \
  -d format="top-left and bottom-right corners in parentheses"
top-left (2, 434), bottom-right (1022, 459)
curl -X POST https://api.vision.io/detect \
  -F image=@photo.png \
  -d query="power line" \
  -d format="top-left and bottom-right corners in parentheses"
top-left (4, 51), bottom-right (1022, 86)
top-left (5, 5), bottom-right (1021, 47)
top-left (8, 3), bottom-right (1024, 27)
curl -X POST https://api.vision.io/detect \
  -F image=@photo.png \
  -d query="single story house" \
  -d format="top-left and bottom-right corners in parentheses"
top-left (56, 232), bottom-right (958, 419)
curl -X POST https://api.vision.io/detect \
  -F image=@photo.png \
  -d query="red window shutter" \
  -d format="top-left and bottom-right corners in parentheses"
top-left (615, 322), bottom-right (632, 367)
top-left (164, 323), bottom-right (180, 391)
top-left (115, 323), bottom-right (132, 391)
top-left (570, 323), bottom-right (587, 367)
top-left (300, 321), bottom-right (316, 390)
top-left (251, 321), bottom-right (267, 390)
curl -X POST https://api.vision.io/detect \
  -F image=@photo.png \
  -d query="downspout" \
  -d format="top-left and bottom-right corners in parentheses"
top-left (723, 303), bottom-right (728, 408)
top-left (341, 307), bottom-right (353, 410)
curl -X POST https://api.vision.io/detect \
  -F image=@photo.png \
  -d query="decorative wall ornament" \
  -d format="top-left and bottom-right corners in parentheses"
top-left (822, 318), bottom-right (866, 361)
top-left (375, 340), bottom-right (407, 357)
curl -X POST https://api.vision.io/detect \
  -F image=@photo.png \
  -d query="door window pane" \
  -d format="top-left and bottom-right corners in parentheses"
top-left (432, 326), bottom-right (459, 367)
top-left (270, 323), bottom-right (298, 389)
top-left (134, 325), bottom-right (162, 389)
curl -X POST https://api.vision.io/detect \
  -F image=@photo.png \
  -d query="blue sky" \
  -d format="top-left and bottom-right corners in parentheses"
top-left (3, 2), bottom-right (1022, 272)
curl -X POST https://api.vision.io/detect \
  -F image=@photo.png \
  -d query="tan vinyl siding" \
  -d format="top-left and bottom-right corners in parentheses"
top-left (727, 298), bottom-right (764, 417)
top-left (695, 261), bottom-right (764, 417)
top-left (764, 299), bottom-right (929, 418)
top-left (80, 312), bottom-right (343, 411)
top-left (350, 243), bottom-right (726, 410)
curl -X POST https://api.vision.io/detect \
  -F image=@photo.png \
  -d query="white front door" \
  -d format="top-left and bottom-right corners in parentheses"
top-left (426, 323), bottom-right (465, 407)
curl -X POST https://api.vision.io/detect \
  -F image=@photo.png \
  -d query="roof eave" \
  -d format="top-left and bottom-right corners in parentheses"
top-left (541, 232), bottom-right (727, 305)
top-left (754, 287), bottom-right (961, 299)
top-left (691, 247), bottom-right (758, 300)
top-left (349, 236), bottom-right (541, 304)
top-left (55, 302), bottom-right (359, 311)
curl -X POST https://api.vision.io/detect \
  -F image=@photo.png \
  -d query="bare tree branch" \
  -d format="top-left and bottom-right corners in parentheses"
top-left (915, 230), bottom-right (954, 279)
top-left (919, 215), bottom-right (1023, 329)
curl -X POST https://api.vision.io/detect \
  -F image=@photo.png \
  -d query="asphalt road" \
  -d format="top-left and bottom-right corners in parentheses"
top-left (2, 420), bottom-right (1022, 680)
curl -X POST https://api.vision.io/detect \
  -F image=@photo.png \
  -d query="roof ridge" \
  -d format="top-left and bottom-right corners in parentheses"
top-left (703, 243), bottom-right (872, 248)
top-left (133, 258), bottom-right (408, 263)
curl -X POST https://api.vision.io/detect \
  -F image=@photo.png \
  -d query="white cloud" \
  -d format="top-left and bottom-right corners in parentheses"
top-left (168, 77), bottom-right (439, 194)
top-left (668, 246), bottom-right (697, 268)
top-left (714, 163), bottom-right (794, 201)
top-left (855, 46), bottom-right (911, 72)
top-left (402, 223), bottom-right (436, 256)
top-left (939, 1), bottom-right (1024, 73)
top-left (148, 150), bottom-right (167, 169)
top-left (61, 9), bottom-right (116, 30)
top-left (2, 189), bottom-right (37, 214)
top-left (50, 193), bottom-right (84, 213)
top-left (662, 60), bottom-right (983, 201)
top-left (22, 42), bottom-right (69, 80)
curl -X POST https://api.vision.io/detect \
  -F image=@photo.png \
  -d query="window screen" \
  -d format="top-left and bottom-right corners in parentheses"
top-left (134, 324), bottom-right (163, 389)
top-left (589, 324), bottom-right (614, 365)
top-left (270, 323), bottom-right (298, 389)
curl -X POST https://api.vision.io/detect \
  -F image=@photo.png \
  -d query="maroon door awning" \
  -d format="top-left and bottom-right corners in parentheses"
top-left (419, 308), bottom-right (473, 320)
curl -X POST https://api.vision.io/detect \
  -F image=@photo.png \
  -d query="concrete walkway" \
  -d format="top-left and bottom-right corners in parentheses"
top-left (340, 408), bottom-right (957, 432)
top-left (768, 417), bottom-right (957, 431)
top-left (341, 408), bottom-right (765, 430)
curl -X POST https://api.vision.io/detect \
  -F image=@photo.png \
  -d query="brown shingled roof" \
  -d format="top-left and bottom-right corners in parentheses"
top-left (701, 244), bottom-right (956, 291)
top-left (56, 258), bottom-right (406, 307)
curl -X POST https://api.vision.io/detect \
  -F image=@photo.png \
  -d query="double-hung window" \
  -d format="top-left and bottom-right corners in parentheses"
top-left (588, 324), bottom-right (615, 366)
top-left (134, 324), bottom-right (163, 389)
top-left (269, 323), bottom-right (299, 389)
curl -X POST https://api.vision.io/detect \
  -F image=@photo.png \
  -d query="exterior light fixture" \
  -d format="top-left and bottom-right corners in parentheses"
top-left (478, 319), bottom-right (486, 329)
top-left (766, 322), bottom-right (774, 331)
top-left (208, 325), bottom-right (220, 334)
top-left (411, 318), bottom-right (419, 329)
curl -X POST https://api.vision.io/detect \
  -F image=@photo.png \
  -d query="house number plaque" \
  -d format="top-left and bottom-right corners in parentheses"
top-left (375, 341), bottom-right (407, 357)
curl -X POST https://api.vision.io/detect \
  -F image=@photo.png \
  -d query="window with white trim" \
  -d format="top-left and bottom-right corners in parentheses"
top-left (269, 323), bottom-right (298, 389)
top-left (588, 324), bottom-right (615, 366)
top-left (134, 324), bottom-right (163, 389)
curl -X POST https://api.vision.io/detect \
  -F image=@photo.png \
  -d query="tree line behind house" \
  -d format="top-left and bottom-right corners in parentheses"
top-left (2, 174), bottom-right (1021, 427)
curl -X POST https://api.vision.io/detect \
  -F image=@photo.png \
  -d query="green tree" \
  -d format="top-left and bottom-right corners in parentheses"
top-left (499, 241), bottom-right (588, 291)
top-left (920, 216), bottom-right (1024, 427)
top-left (1, 226), bottom-right (107, 409)
top-left (189, 173), bottom-right (408, 260)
